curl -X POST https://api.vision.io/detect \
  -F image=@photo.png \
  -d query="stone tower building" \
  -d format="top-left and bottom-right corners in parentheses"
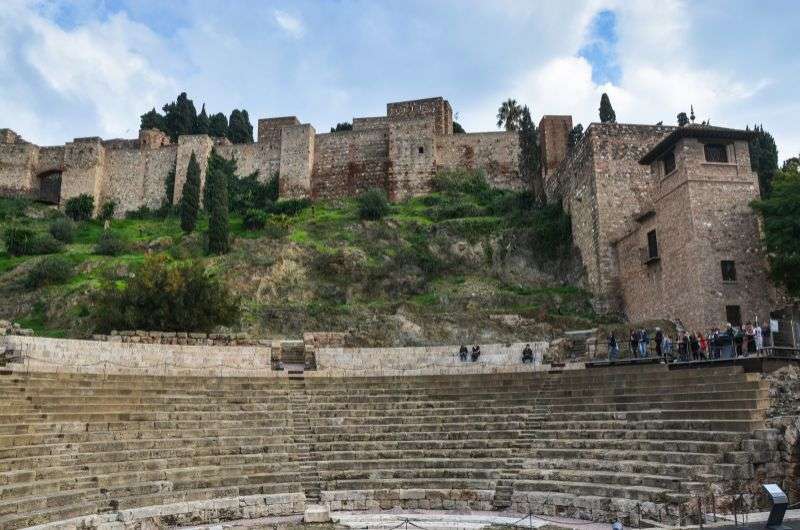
top-left (540, 117), bottom-right (773, 332)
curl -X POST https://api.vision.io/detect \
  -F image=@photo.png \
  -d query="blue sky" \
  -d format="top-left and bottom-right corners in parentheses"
top-left (1, 0), bottom-right (798, 161)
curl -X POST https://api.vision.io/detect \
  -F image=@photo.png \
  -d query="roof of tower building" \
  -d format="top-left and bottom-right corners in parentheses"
top-left (639, 124), bottom-right (755, 164)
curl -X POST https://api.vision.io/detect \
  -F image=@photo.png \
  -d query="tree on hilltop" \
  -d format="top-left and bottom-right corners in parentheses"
top-left (163, 92), bottom-right (198, 142)
top-left (227, 109), bottom-right (254, 144)
top-left (599, 93), bottom-right (616, 123)
top-left (140, 108), bottom-right (166, 133)
top-left (677, 112), bottom-right (689, 127)
top-left (330, 122), bottom-right (353, 133)
top-left (497, 99), bottom-right (523, 131)
top-left (194, 104), bottom-right (210, 135)
top-left (180, 152), bottom-right (201, 233)
top-left (748, 124), bottom-right (779, 197)
top-left (209, 112), bottom-right (228, 138)
top-left (452, 121), bottom-right (465, 134)
top-left (205, 150), bottom-right (231, 255)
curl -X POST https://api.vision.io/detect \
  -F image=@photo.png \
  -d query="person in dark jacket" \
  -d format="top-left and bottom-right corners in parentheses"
top-left (471, 344), bottom-right (481, 362)
top-left (608, 333), bottom-right (619, 361)
top-left (521, 344), bottom-right (534, 363)
top-left (458, 344), bottom-right (468, 362)
top-left (629, 329), bottom-right (638, 357)
top-left (654, 328), bottom-right (664, 360)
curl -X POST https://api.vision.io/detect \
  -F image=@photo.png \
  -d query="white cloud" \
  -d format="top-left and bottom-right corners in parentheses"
top-left (0, 2), bottom-right (175, 143)
top-left (273, 10), bottom-right (304, 38)
top-left (461, 0), bottom-right (771, 136)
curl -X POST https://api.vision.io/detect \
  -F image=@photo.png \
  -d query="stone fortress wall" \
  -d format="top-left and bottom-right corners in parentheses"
top-left (0, 97), bottom-right (522, 214)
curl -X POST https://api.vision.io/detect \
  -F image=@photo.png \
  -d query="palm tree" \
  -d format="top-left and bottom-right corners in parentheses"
top-left (496, 98), bottom-right (522, 131)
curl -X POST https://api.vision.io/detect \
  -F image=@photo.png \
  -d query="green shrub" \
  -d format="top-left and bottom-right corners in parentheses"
top-left (437, 217), bottom-right (502, 243)
top-left (243, 209), bottom-right (268, 230)
top-left (267, 198), bottom-right (310, 216)
top-left (431, 198), bottom-right (486, 221)
top-left (3, 227), bottom-right (63, 256)
top-left (227, 171), bottom-right (275, 214)
top-left (98, 201), bottom-right (117, 221)
top-left (93, 254), bottom-right (240, 332)
top-left (48, 218), bottom-right (75, 243)
top-left (25, 256), bottom-right (74, 288)
top-left (357, 188), bottom-right (390, 221)
top-left (0, 198), bottom-right (32, 221)
top-left (94, 231), bottom-right (127, 256)
top-left (125, 203), bottom-right (174, 220)
top-left (430, 169), bottom-right (490, 197)
top-left (262, 220), bottom-right (289, 239)
top-left (29, 234), bottom-right (63, 254)
top-left (64, 194), bottom-right (94, 221)
top-left (3, 226), bottom-right (36, 256)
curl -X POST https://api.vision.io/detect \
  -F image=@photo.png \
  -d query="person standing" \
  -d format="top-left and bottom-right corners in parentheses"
top-left (639, 329), bottom-right (650, 358)
top-left (699, 333), bottom-right (708, 359)
top-left (755, 323), bottom-right (764, 352)
top-left (655, 328), bottom-right (664, 360)
top-left (629, 329), bottom-right (638, 358)
top-left (608, 333), bottom-right (619, 361)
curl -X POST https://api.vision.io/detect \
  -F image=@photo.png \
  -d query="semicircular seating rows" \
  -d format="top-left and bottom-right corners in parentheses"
top-left (0, 363), bottom-right (769, 529)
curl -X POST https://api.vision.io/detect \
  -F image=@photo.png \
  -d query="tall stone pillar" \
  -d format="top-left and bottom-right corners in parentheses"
top-left (279, 124), bottom-right (315, 199)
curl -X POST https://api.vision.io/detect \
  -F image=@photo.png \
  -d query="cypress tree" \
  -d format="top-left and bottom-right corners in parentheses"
top-left (227, 109), bottom-right (254, 144)
top-left (568, 124), bottom-right (584, 149)
top-left (749, 124), bottom-right (779, 197)
top-left (517, 106), bottom-right (542, 202)
top-left (206, 150), bottom-right (230, 254)
top-left (194, 104), bottom-right (210, 135)
top-left (163, 92), bottom-right (198, 141)
top-left (180, 153), bottom-right (201, 233)
top-left (599, 93), bottom-right (616, 123)
top-left (209, 112), bottom-right (228, 138)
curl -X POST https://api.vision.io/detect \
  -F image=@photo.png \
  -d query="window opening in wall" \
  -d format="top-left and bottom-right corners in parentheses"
top-left (646, 230), bottom-right (659, 261)
top-left (418, 146), bottom-right (424, 154)
top-left (704, 143), bottom-right (729, 163)
top-left (725, 305), bottom-right (742, 328)
top-left (663, 151), bottom-right (676, 175)
top-left (721, 260), bottom-right (737, 282)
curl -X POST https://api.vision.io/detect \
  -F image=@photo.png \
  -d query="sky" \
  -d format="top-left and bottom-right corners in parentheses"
top-left (1, 0), bottom-right (798, 162)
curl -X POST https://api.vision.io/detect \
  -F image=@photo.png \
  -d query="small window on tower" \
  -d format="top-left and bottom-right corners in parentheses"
top-left (646, 229), bottom-right (659, 261)
top-left (704, 143), bottom-right (729, 163)
top-left (721, 260), bottom-right (737, 282)
top-left (663, 151), bottom-right (676, 175)
top-left (418, 146), bottom-right (424, 154)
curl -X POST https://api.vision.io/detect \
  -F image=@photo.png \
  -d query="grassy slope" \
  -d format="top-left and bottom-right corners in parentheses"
top-left (0, 190), bottom-right (605, 345)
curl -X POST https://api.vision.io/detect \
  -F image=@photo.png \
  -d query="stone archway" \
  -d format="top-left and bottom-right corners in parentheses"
top-left (36, 170), bottom-right (62, 205)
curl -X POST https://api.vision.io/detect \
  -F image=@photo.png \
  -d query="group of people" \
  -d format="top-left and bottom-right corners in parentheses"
top-left (457, 343), bottom-right (536, 363)
top-left (607, 321), bottom-right (771, 362)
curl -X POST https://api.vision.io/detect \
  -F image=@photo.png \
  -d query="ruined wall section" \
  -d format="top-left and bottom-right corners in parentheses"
top-left (311, 129), bottom-right (390, 199)
top-left (60, 138), bottom-right (106, 212)
top-left (216, 142), bottom-right (281, 183)
top-left (101, 144), bottom-right (177, 213)
top-left (173, 135), bottom-right (214, 205)
top-left (352, 117), bottom-right (388, 131)
top-left (387, 118), bottom-right (437, 201)
top-left (279, 124), bottom-right (315, 199)
top-left (0, 142), bottom-right (37, 195)
top-left (387, 97), bottom-right (452, 136)
top-left (436, 131), bottom-right (523, 190)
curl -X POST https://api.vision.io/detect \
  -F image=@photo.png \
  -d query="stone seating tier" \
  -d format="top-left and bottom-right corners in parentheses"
top-left (0, 363), bottom-right (771, 529)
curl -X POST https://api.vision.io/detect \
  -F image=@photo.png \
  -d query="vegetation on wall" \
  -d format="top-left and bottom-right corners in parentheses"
top-left (748, 124), bottom-right (779, 197)
top-left (751, 166), bottom-right (800, 297)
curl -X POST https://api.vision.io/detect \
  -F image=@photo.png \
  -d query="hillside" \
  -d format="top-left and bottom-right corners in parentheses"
top-left (0, 175), bottom-right (607, 346)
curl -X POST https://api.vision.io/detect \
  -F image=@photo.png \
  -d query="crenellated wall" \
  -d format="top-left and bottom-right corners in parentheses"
top-left (0, 96), bottom-right (524, 214)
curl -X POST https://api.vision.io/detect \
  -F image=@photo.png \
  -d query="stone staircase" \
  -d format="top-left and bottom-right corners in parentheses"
top-left (290, 383), bottom-right (322, 504)
top-left (0, 362), bottom-right (771, 528)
